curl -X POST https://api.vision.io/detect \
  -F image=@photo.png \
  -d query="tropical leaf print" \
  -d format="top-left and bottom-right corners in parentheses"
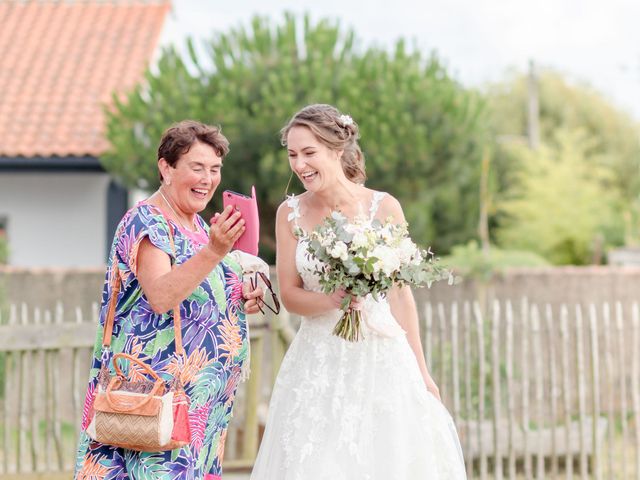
top-left (125, 450), bottom-right (169, 478)
top-left (216, 429), bottom-right (228, 464)
top-left (165, 453), bottom-right (197, 480)
top-left (142, 326), bottom-right (175, 358)
top-left (76, 452), bottom-right (112, 480)
top-left (81, 383), bottom-right (96, 431)
top-left (109, 326), bottom-right (128, 356)
top-left (118, 287), bottom-right (142, 314)
top-left (189, 285), bottom-right (209, 304)
top-left (196, 424), bottom-right (220, 473)
top-left (74, 432), bottom-right (91, 475)
top-left (189, 362), bottom-right (226, 406)
top-left (181, 300), bottom-right (219, 351)
top-left (218, 317), bottom-right (243, 365)
top-left (127, 228), bottom-right (142, 276)
top-left (203, 402), bottom-right (233, 472)
top-left (224, 270), bottom-right (244, 314)
top-left (222, 367), bottom-right (242, 404)
top-left (165, 347), bottom-right (213, 386)
top-left (189, 400), bottom-right (212, 453)
top-left (209, 270), bottom-right (227, 312)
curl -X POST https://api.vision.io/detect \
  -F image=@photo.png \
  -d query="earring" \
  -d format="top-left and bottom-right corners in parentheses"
top-left (165, 179), bottom-right (171, 186)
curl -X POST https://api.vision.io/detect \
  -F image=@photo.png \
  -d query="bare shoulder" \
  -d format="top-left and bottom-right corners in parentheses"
top-left (375, 192), bottom-right (405, 223)
top-left (276, 199), bottom-right (291, 221)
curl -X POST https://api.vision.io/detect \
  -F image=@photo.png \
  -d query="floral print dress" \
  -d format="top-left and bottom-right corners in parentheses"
top-left (74, 202), bottom-right (248, 480)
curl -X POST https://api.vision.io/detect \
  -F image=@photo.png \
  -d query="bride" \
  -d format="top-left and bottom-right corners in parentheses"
top-left (251, 104), bottom-right (467, 479)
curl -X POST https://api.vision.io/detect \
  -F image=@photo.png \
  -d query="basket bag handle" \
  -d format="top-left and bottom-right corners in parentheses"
top-left (99, 211), bottom-right (185, 413)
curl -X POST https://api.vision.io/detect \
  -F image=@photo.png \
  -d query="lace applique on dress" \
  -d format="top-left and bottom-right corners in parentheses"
top-left (368, 191), bottom-right (386, 220)
top-left (285, 195), bottom-right (305, 238)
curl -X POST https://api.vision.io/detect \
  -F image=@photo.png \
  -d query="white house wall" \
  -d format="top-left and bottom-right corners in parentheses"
top-left (0, 172), bottom-right (110, 267)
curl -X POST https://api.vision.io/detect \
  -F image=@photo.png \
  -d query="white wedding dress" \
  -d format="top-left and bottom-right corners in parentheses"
top-left (250, 193), bottom-right (467, 480)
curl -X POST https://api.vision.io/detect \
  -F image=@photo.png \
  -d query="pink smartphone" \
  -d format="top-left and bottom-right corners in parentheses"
top-left (222, 185), bottom-right (260, 255)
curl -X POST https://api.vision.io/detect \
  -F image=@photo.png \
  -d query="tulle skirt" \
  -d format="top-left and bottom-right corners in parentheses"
top-left (250, 307), bottom-right (467, 480)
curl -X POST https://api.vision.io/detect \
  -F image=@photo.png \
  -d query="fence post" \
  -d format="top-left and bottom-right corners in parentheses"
top-left (474, 301), bottom-right (487, 480)
top-left (491, 300), bottom-right (503, 480)
top-left (505, 301), bottom-right (516, 480)
top-left (588, 304), bottom-right (602, 480)
top-left (531, 305), bottom-right (544, 480)
top-left (615, 302), bottom-right (628, 480)
top-left (545, 304), bottom-right (559, 478)
top-left (632, 303), bottom-right (640, 480)
top-left (560, 305), bottom-right (573, 480)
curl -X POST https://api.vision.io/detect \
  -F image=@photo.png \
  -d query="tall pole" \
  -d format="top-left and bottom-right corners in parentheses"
top-left (527, 59), bottom-right (540, 150)
top-left (478, 145), bottom-right (491, 258)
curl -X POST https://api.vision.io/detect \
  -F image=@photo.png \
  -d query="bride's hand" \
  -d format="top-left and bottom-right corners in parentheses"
top-left (329, 289), bottom-right (364, 310)
top-left (424, 375), bottom-right (441, 402)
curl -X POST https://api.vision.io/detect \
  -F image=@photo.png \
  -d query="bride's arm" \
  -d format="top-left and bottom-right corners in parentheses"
top-left (388, 286), bottom-right (441, 400)
top-left (379, 195), bottom-right (442, 400)
top-left (275, 202), bottom-right (343, 317)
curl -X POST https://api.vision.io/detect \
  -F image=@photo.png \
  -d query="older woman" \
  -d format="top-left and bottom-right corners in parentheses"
top-left (74, 120), bottom-right (262, 480)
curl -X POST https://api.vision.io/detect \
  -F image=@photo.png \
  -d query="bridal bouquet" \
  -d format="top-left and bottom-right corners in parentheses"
top-left (304, 211), bottom-right (455, 342)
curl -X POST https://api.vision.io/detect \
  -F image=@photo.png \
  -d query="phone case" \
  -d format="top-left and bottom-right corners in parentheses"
top-left (222, 185), bottom-right (260, 256)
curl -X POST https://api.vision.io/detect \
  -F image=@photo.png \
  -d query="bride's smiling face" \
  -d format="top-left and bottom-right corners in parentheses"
top-left (286, 126), bottom-right (343, 192)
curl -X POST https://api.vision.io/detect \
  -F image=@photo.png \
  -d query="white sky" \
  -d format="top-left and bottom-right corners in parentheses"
top-left (161, 0), bottom-right (640, 120)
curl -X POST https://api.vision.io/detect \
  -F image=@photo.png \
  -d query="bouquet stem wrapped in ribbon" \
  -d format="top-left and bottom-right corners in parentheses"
top-left (305, 211), bottom-right (455, 342)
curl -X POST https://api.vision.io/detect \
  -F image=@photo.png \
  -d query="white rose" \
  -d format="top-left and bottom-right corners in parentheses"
top-left (379, 226), bottom-right (393, 244)
top-left (352, 231), bottom-right (369, 249)
top-left (397, 237), bottom-right (418, 263)
top-left (329, 241), bottom-right (349, 261)
top-left (371, 245), bottom-right (401, 276)
top-left (343, 223), bottom-right (356, 235)
top-left (411, 250), bottom-right (424, 265)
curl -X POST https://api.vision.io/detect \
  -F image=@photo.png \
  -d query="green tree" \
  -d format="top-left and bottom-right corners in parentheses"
top-left (103, 14), bottom-right (488, 259)
top-left (496, 129), bottom-right (622, 264)
top-left (486, 70), bottom-right (640, 246)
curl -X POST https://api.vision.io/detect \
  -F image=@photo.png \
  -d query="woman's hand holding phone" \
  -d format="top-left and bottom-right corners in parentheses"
top-left (222, 187), bottom-right (260, 255)
top-left (207, 206), bottom-right (245, 258)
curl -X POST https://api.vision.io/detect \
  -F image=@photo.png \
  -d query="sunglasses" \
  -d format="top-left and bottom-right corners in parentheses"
top-left (249, 271), bottom-right (281, 315)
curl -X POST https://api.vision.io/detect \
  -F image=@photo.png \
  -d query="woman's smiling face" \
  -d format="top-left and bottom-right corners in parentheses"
top-left (160, 140), bottom-right (223, 214)
top-left (286, 126), bottom-right (342, 193)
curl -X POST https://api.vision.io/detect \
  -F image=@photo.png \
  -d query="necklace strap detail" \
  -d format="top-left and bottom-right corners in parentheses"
top-left (159, 189), bottom-right (196, 233)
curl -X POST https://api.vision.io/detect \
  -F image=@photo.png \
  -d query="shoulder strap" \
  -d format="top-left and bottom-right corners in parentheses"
top-left (369, 191), bottom-right (386, 220)
top-left (101, 212), bottom-right (184, 357)
top-left (285, 195), bottom-right (302, 228)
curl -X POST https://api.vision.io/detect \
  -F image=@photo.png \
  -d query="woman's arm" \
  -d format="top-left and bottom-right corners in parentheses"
top-left (137, 206), bottom-right (261, 314)
top-left (379, 195), bottom-right (441, 400)
top-left (387, 286), bottom-right (440, 400)
top-left (136, 239), bottom-right (224, 313)
top-left (275, 202), bottom-right (346, 317)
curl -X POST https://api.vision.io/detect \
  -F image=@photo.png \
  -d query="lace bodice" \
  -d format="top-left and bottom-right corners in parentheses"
top-left (285, 192), bottom-right (408, 338)
top-left (286, 191), bottom-right (386, 294)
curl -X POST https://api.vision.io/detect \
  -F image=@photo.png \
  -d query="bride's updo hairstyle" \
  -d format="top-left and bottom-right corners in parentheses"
top-left (281, 104), bottom-right (367, 184)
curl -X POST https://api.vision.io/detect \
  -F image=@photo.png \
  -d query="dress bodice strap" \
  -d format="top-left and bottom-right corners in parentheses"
top-left (369, 191), bottom-right (386, 220)
top-left (286, 195), bottom-right (304, 236)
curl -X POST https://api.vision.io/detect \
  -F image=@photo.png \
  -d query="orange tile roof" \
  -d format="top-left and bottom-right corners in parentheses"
top-left (0, 0), bottom-right (170, 158)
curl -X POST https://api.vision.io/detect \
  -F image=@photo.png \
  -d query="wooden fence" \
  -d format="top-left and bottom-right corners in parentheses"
top-left (0, 299), bottom-right (639, 479)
